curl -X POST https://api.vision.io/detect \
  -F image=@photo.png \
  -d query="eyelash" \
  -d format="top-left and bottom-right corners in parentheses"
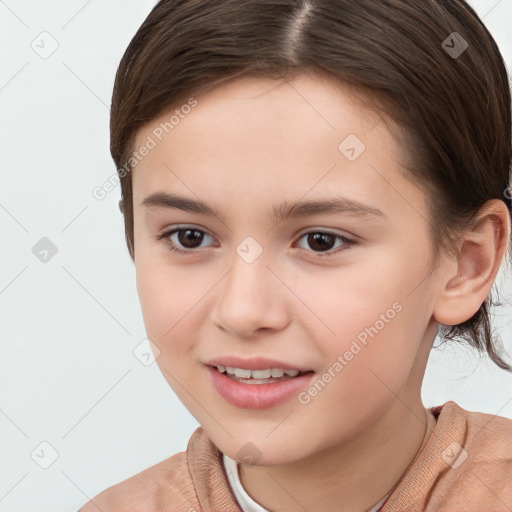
top-left (154, 226), bottom-right (355, 258)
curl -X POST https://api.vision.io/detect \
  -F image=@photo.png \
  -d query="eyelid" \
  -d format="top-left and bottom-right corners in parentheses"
top-left (154, 224), bottom-right (215, 238)
top-left (295, 226), bottom-right (354, 240)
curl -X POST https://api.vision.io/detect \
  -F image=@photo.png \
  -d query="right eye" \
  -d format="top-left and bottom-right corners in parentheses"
top-left (155, 226), bottom-right (218, 255)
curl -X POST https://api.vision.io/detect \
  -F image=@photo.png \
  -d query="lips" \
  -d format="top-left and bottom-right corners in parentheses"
top-left (206, 365), bottom-right (315, 409)
top-left (203, 355), bottom-right (315, 409)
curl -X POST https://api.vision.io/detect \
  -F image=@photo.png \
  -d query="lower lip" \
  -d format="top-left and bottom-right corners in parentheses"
top-left (206, 365), bottom-right (315, 409)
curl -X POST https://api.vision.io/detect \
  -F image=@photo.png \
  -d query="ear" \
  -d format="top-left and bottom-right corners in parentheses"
top-left (433, 199), bottom-right (511, 325)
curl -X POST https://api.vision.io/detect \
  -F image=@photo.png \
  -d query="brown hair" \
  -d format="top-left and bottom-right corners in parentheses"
top-left (110, 0), bottom-right (512, 369)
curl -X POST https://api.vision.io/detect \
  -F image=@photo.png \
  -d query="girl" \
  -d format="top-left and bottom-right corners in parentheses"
top-left (80, 0), bottom-right (512, 510)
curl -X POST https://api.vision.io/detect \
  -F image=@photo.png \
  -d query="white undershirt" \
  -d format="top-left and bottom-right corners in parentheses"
top-left (223, 453), bottom-right (390, 512)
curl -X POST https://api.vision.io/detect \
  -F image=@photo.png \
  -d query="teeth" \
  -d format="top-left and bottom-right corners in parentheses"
top-left (251, 369), bottom-right (271, 379)
top-left (234, 368), bottom-right (252, 378)
top-left (216, 366), bottom-right (302, 378)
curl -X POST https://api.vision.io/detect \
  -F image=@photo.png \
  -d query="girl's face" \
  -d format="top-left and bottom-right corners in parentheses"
top-left (132, 71), bottom-right (447, 464)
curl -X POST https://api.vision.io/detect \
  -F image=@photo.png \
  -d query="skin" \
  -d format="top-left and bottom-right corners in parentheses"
top-left (85, 70), bottom-right (511, 512)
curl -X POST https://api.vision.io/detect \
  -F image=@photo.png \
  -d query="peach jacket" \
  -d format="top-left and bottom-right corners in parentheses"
top-left (81, 401), bottom-right (512, 511)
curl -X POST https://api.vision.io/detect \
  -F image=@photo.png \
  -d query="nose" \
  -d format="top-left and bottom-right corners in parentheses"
top-left (210, 248), bottom-right (290, 338)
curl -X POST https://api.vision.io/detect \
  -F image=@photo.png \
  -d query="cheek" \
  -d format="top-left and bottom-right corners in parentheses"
top-left (135, 261), bottom-right (206, 409)
top-left (135, 255), bottom-right (219, 362)
top-left (292, 257), bottom-right (429, 400)
top-left (135, 254), bottom-right (192, 342)
top-left (291, 259), bottom-right (412, 350)
top-left (295, 308), bottom-right (424, 444)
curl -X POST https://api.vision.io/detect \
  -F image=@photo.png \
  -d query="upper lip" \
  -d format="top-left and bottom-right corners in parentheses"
top-left (205, 356), bottom-right (313, 372)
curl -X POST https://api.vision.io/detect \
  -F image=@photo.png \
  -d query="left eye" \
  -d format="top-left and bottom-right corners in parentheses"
top-left (156, 227), bottom-right (353, 256)
top-left (295, 230), bottom-right (351, 254)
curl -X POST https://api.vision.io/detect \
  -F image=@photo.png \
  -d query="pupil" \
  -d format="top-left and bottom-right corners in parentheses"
top-left (179, 229), bottom-right (203, 248)
top-left (309, 233), bottom-right (334, 252)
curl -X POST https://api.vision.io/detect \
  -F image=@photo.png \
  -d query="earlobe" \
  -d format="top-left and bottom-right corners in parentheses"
top-left (433, 199), bottom-right (511, 326)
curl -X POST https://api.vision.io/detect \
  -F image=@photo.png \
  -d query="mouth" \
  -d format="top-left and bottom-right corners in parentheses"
top-left (205, 362), bottom-right (315, 409)
top-left (212, 364), bottom-right (312, 384)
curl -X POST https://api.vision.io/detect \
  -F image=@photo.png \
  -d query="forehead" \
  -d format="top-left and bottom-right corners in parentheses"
top-left (131, 72), bottom-right (424, 221)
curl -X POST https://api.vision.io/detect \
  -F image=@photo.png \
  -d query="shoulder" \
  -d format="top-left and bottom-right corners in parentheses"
top-left (385, 401), bottom-right (512, 511)
top-left (431, 401), bottom-right (512, 506)
top-left (78, 430), bottom-right (203, 512)
top-left (435, 400), bottom-right (512, 455)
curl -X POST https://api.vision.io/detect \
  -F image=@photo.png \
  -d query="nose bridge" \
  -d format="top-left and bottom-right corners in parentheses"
top-left (224, 237), bottom-right (272, 306)
top-left (212, 237), bottom-right (288, 335)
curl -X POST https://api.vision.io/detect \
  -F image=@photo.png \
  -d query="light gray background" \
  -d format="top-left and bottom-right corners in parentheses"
top-left (0, 1), bottom-right (511, 511)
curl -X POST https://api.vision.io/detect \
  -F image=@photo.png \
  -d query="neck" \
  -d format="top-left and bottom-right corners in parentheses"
top-left (239, 396), bottom-right (432, 512)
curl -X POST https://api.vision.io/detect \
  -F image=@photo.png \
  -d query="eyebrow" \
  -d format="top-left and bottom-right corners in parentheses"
top-left (141, 192), bottom-right (385, 224)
